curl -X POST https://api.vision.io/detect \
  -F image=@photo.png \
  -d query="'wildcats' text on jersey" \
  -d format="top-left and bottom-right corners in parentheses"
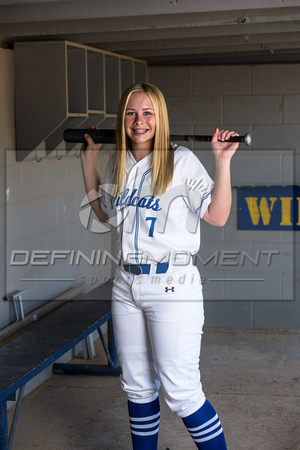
top-left (110, 188), bottom-right (162, 211)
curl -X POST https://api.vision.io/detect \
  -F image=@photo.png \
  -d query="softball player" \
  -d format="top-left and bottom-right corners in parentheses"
top-left (81, 83), bottom-right (239, 449)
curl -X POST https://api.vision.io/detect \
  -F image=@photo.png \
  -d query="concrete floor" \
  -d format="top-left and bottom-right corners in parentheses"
top-left (8, 328), bottom-right (300, 450)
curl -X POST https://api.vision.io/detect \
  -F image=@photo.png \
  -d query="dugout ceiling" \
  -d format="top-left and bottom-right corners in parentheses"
top-left (1, 0), bottom-right (300, 65)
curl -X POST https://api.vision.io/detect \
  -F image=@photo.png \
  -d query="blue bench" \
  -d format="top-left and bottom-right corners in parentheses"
top-left (0, 280), bottom-right (120, 450)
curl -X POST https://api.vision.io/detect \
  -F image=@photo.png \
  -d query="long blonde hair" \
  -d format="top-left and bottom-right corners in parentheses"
top-left (112, 83), bottom-right (174, 196)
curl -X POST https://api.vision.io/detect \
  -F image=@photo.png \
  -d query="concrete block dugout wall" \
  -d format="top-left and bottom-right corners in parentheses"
top-left (0, 44), bottom-right (147, 331)
top-left (149, 64), bottom-right (300, 329)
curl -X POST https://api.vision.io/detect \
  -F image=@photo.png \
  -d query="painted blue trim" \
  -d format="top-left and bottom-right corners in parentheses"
top-left (0, 400), bottom-right (8, 450)
top-left (195, 189), bottom-right (213, 215)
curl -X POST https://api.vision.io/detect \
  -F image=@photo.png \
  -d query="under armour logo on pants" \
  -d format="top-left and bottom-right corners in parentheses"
top-left (165, 287), bottom-right (175, 292)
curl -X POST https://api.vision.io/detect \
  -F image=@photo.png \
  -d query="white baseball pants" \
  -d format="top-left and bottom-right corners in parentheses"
top-left (111, 264), bottom-right (206, 418)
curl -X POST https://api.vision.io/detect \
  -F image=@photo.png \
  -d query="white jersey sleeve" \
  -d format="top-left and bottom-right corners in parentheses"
top-left (175, 147), bottom-right (214, 218)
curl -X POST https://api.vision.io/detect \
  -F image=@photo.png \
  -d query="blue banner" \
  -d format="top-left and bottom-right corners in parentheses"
top-left (237, 185), bottom-right (300, 230)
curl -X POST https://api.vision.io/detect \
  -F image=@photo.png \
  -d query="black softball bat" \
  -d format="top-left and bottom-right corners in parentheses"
top-left (63, 129), bottom-right (252, 146)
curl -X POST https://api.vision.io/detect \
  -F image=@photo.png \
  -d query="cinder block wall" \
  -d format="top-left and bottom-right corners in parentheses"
top-left (1, 48), bottom-right (299, 330)
top-left (149, 64), bottom-right (299, 329)
top-left (0, 48), bottom-right (112, 330)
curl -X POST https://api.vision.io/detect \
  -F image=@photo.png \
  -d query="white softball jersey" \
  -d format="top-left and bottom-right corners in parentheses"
top-left (99, 146), bottom-right (214, 268)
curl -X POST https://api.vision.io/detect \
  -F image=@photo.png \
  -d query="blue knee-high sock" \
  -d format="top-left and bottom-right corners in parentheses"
top-left (128, 397), bottom-right (160, 450)
top-left (182, 400), bottom-right (227, 449)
